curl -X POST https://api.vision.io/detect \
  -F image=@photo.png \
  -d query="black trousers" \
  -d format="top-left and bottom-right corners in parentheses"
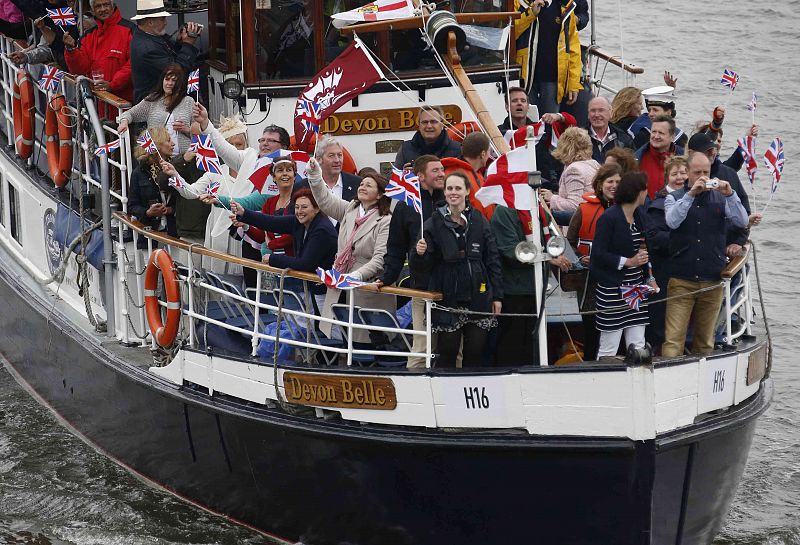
top-left (495, 295), bottom-right (537, 366)
top-left (436, 323), bottom-right (489, 368)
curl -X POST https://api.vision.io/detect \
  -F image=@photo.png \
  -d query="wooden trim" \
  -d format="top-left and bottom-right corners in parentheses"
top-left (312, 2), bottom-right (325, 72)
top-left (720, 243), bottom-right (750, 279)
top-left (586, 46), bottom-right (645, 75)
top-left (240, 0), bottom-right (256, 81)
top-left (115, 213), bottom-right (442, 300)
top-left (61, 73), bottom-right (131, 109)
top-left (338, 12), bottom-right (520, 35)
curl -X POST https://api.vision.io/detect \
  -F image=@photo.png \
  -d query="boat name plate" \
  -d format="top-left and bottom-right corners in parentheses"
top-left (283, 372), bottom-right (397, 410)
top-left (746, 344), bottom-right (767, 386)
top-left (321, 105), bottom-right (462, 136)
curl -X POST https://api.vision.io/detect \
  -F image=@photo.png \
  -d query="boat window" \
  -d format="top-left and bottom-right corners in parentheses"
top-left (8, 183), bottom-right (20, 244)
top-left (0, 171), bottom-right (4, 228)
top-left (252, 0), bottom-right (317, 80)
top-left (208, 0), bottom-right (242, 72)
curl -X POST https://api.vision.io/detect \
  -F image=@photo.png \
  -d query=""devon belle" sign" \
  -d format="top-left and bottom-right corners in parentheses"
top-left (283, 372), bottom-right (397, 410)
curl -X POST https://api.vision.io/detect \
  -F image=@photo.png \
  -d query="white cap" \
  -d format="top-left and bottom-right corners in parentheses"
top-left (642, 85), bottom-right (676, 104)
top-left (131, 0), bottom-right (172, 20)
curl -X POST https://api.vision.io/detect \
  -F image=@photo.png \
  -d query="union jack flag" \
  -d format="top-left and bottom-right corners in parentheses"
top-left (205, 180), bottom-right (221, 196)
top-left (46, 7), bottom-right (77, 27)
top-left (187, 69), bottom-right (200, 94)
top-left (192, 134), bottom-right (222, 174)
top-left (737, 136), bottom-right (758, 186)
top-left (249, 149), bottom-right (310, 193)
top-left (94, 138), bottom-right (121, 156)
top-left (763, 137), bottom-right (785, 193)
top-left (720, 69), bottom-right (740, 91)
top-left (316, 267), bottom-right (364, 290)
top-left (296, 99), bottom-right (321, 138)
top-left (168, 174), bottom-right (186, 189)
top-left (387, 165), bottom-right (422, 214)
top-left (136, 130), bottom-right (158, 154)
top-left (38, 66), bottom-right (65, 93)
top-left (746, 92), bottom-right (758, 112)
top-left (620, 284), bottom-right (654, 312)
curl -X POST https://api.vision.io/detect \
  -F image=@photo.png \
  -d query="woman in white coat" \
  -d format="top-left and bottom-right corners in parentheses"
top-left (306, 160), bottom-right (395, 342)
top-left (170, 111), bottom-right (259, 274)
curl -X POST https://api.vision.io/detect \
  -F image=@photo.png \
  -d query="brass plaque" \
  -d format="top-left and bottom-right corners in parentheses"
top-left (746, 344), bottom-right (767, 386)
top-left (283, 372), bottom-right (397, 410)
top-left (375, 140), bottom-right (403, 154)
top-left (321, 105), bottom-right (462, 136)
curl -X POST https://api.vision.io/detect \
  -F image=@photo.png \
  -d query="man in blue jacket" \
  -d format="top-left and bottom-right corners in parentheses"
top-left (661, 152), bottom-right (749, 358)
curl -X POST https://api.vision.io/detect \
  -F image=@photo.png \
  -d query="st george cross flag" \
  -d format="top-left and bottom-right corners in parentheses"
top-left (331, 0), bottom-right (414, 28)
top-left (720, 69), bottom-right (740, 91)
top-left (136, 131), bottom-right (158, 154)
top-left (620, 284), bottom-right (653, 312)
top-left (249, 149), bottom-right (310, 193)
top-left (46, 7), bottom-right (77, 27)
top-left (474, 146), bottom-right (532, 210)
top-left (316, 267), bottom-right (365, 290)
top-left (187, 69), bottom-right (200, 94)
top-left (293, 36), bottom-right (384, 152)
top-left (763, 137), bottom-right (785, 193)
top-left (387, 165), bottom-right (422, 213)
top-left (737, 136), bottom-right (758, 186)
top-left (38, 66), bottom-right (65, 93)
top-left (192, 134), bottom-right (222, 174)
top-left (503, 121), bottom-right (544, 150)
top-left (94, 138), bottom-right (121, 156)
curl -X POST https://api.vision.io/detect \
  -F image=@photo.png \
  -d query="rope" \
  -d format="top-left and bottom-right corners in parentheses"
top-left (750, 241), bottom-right (773, 376)
top-left (35, 220), bottom-right (102, 285)
top-left (431, 280), bottom-right (727, 318)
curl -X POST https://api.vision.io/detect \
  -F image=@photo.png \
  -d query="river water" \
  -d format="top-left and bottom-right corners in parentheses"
top-left (1, 1), bottom-right (799, 544)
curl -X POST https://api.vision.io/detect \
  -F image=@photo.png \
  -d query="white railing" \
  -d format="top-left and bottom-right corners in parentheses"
top-left (117, 215), bottom-right (438, 369)
top-left (721, 248), bottom-right (753, 345)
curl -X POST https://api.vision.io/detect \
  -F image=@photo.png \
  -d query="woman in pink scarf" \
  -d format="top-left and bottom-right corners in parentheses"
top-left (307, 160), bottom-right (395, 343)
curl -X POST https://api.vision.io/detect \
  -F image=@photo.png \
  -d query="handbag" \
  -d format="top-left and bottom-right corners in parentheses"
top-left (558, 268), bottom-right (588, 293)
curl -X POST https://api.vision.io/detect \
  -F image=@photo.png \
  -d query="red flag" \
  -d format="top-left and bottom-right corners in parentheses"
top-left (293, 37), bottom-right (384, 152)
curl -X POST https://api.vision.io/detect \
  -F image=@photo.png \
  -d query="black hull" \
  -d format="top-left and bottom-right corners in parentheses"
top-left (0, 260), bottom-right (770, 545)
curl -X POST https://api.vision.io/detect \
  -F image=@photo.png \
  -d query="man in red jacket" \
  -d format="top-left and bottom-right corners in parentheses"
top-left (63, 0), bottom-right (134, 103)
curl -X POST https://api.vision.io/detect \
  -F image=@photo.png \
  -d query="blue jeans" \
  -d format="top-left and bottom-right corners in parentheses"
top-left (529, 81), bottom-right (559, 115)
top-left (551, 208), bottom-right (574, 227)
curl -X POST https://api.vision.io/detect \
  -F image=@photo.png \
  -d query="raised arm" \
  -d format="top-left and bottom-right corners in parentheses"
top-left (305, 158), bottom-right (349, 222)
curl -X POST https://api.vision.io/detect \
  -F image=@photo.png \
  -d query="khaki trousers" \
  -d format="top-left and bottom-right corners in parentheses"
top-left (661, 278), bottom-right (724, 358)
top-left (408, 297), bottom-right (434, 368)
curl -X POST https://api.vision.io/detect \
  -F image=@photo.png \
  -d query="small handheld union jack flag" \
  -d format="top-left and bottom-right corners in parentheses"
top-left (168, 173), bottom-right (186, 189)
top-left (737, 136), bottom-right (758, 187)
top-left (387, 165), bottom-right (422, 214)
top-left (193, 134), bottom-right (222, 174)
top-left (720, 69), bottom-right (740, 91)
top-left (136, 130), bottom-right (158, 154)
top-left (620, 284), bottom-right (654, 312)
top-left (46, 7), bottom-right (77, 27)
top-left (38, 66), bottom-right (65, 93)
top-left (746, 92), bottom-right (758, 112)
top-left (297, 99), bottom-right (321, 138)
top-left (316, 267), bottom-right (364, 290)
top-left (763, 137), bottom-right (785, 194)
top-left (205, 180), bottom-right (221, 196)
top-left (94, 138), bottom-right (121, 157)
top-left (187, 69), bottom-right (200, 94)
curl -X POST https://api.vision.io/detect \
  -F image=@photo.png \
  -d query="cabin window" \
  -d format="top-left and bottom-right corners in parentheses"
top-left (239, 0), bottom-right (514, 85)
top-left (208, 0), bottom-right (242, 72)
top-left (8, 183), bottom-right (20, 244)
top-left (0, 171), bottom-right (4, 228)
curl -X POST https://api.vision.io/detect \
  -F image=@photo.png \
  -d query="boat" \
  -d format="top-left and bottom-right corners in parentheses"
top-left (0, 2), bottom-right (772, 544)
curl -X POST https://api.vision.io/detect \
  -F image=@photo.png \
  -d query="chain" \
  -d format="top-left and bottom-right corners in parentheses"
top-left (122, 276), bottom-right (145, 309)
top-left (120, 245), bottom-right (147, 276)
top-left (125, 311), bottom-right (149, 340)
top-left (431, 281), bottom-right (727, 318)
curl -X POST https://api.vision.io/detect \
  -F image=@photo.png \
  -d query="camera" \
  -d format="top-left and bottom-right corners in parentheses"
top-left (705, 179), bottom-right (720, 189)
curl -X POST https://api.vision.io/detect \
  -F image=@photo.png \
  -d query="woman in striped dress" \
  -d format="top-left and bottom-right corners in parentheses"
top-left (589, 173), bottom-right (659, 357)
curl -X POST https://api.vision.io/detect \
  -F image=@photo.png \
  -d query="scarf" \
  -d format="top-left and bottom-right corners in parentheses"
top-left (333, 207), bottom-right (377, 273)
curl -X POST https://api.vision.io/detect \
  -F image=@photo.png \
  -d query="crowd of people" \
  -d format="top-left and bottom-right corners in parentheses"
top-left (1, 0), bottom-right (762, 368)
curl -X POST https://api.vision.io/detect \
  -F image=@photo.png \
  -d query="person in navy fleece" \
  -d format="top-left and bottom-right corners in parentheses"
top-left (230, 188), bottom-right (336, 274)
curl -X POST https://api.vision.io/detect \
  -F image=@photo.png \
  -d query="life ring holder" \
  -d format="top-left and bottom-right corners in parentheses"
top-left (12, 68), bottom-right (35, 160)
top-left (144, 249), bottom-right (182, 348)
top-left (44, 94), bottom-right (74, 188)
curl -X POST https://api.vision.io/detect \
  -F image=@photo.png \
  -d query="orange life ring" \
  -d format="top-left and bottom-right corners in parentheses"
top-left (289, 134), bottom-right (358, 174)
top-left (144, 249), bottom-right (182, 348)
top-left (45, 94), bottom-right (73, 188)
top-left (446, 121), bottom-right (482, 143)
top-left (13, 69), bottom-right (35, 160)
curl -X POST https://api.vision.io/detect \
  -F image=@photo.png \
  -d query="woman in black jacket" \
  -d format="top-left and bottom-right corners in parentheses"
top-left (589, 172), bottom-right (658, 357)
top-left (128, 127), bottom-right (178, 246)
top-left (411, 172), bottom-right (502, 368)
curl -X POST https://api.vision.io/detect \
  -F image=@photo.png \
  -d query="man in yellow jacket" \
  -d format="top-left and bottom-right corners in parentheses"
top-left (514, 0), bottom-right (582, 115)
